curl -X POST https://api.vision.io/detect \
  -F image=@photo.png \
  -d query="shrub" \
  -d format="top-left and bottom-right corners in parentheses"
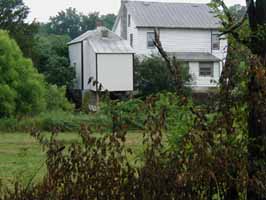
top-left (134, 56), bottom-right (191, 97)
top-left (2, 93), bottom-right (262, 200)
top-left (45, 85), bottom-right (74, 112)
top-left (0, 111), bottom-right (112, 133)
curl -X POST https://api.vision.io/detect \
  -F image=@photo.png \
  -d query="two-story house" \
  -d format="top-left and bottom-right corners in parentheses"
top-left (112, 0), bottom-right (228, 88)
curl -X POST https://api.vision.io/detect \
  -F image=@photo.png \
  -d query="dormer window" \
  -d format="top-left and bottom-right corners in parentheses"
top-left (212, 33), bottom-right (220, 50)
top-left (128, 15), bottom-right (131, 27)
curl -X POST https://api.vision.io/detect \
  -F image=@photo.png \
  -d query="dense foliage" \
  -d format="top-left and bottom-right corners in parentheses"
top-left (0, 0), bottom-right (38, 58)
top-left (134, 56), bottom-right (191, 97)
top-left (0, 30), bottom-right (73, 117)
top-left (1, 92), bottom-right (265, 199)
top-left (42, 8), bottom-right (116, 39)
top-left (0, 30), bottom-right (46, 116)
top-left (33, 34), bottom-right (75, 86)
top-left (1, 1), bottom-right (266, 199)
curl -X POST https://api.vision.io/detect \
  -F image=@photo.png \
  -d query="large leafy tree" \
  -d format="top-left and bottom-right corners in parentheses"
top-left (43, 8), bottom-right (116, 39)
top-left (46, 8), bottom-right (82, 39)
top-left (0, 30), bottom-right (46, 117)
top-left (101, 14), bottom-right (117, 30)
top-left (33, 34), bottom-right (75, 87)
top-left (0, 0), bottom-right (38, 57)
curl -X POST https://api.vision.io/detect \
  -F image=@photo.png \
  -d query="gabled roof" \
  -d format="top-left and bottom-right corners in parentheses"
top-left (68, 27), bottom-right (134, 53)
top-left (115, 1), bottom-right (220, 30)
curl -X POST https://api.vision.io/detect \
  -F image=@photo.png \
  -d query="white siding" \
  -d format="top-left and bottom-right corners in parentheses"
top-left (135, 28), bottom-right (212, 55)
top-left (127, 14), bottom-right (138, 49)
top-left (114, 17), bottom-right (121, 37)
top-left (97, 54), bottom-right (133, 92)
top-left (69, 43), bottom-right (82, 89)
top-left (212, 37), bottom-right (228, 62)
top-left (83, 40), bottom-right (97, 91)
top-left (189, 61), bottom-right (220, 87)
top-left (132, 27), bottom-right (226, 88)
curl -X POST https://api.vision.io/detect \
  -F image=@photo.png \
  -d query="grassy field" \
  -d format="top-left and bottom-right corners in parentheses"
top-left (0, 131), bottom-right (144, 187)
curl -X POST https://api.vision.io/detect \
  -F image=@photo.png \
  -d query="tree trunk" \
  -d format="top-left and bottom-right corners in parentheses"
top-left (242, 1), bottom-right (266, 198)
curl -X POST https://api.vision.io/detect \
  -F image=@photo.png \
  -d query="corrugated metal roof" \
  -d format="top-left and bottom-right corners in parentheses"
top-left (125, 1), bottom-right (220, 29)
top-left (89, 39), bottom-right (134, 53)
top-left (68, 27), bottom-right (134, 53)
top-left (167, 52), bottom-right (220, 62)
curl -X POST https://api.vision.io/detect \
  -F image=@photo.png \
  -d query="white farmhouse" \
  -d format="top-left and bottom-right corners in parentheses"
top-left (113, 0), bottom-right (228, 88)
top-left (68, 26), bottom-right (134, 106)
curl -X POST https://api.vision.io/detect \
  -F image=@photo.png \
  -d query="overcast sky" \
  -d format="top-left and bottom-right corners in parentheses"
top-left (24, 0), bottom-right (246, 22)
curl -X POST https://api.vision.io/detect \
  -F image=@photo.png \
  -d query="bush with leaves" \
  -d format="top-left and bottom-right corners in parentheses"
top-left (45, 85), bottom-right (74, 112)
top-left (134, 56), bottom-right (191, 97)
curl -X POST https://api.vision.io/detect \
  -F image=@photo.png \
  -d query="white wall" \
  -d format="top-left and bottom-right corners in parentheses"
top-left (69, 43), bottom-right (82, 89)
top-left (125, 26), bottom-right (227, 62)
top-left (135, 28), bottom-right (212, 55)
top-left (189, 61), bottom-right (220, 87)
top-left (83, 40), bottom-right (97, 91)
top-left (114, 17), bottom-right (121, 37)
top-left (127, 14), bottom-right (138, 48)
top-left (213, 37), bottom-right (228, 63)
top-left (97, 54), bottom-right (133, 92)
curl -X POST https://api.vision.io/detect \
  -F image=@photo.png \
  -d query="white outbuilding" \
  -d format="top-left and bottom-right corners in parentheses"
top-left (68, 26), bottom-right (134, 106)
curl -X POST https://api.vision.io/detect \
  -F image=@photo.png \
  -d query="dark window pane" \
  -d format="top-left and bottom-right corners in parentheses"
top-left (128, 15), bottom-right (131, 27)
top-left (130, 34), bottom-right (133, 47)
top-left (199, 62), bottom-right (214, 77)
top-left (147, 32), bottom-right (155, 48)
top-left (212, 34), bottom-right (220, 50)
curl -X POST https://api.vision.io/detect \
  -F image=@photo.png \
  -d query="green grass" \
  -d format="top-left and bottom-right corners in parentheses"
top-left (0, 132), bottom-right (144, 187)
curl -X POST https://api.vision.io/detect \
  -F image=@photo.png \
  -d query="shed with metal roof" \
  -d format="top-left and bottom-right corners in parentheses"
top-left (68, 27), bottom-right (134, 94)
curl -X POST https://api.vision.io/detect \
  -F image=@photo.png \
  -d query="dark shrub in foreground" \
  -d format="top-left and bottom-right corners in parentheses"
top-left (1, 93), bottom-right (265, 200)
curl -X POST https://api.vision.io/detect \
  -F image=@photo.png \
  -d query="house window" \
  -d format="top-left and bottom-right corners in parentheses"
top-left (212, 33), bottom-right (220, 50)
top-left (130, 33), bottom-right (133, 47)
top-left (147, 32), bottom-right (155, 48)
top-left (128, 15), bottom-right (131, 27)
top-left (199, 62), bottom-right (214, 77)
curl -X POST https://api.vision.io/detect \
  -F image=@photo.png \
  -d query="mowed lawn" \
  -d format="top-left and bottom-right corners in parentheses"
top-left (0, 132), bottom-right (144, 187)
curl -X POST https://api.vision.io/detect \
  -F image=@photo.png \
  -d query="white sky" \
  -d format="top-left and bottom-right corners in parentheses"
top-left (24, 0), bottom-right (246, 22)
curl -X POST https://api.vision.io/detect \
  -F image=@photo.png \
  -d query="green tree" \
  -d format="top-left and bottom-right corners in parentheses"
top-left (0, 0), bottom-right (38, 57)
top-left (0, 30), bottom-right (46, 117)
top-left (80, 12), bottom-right (100, 33)
top-left (101, 14), bottom-right (117, 30)
top-left (46, 8), bottom-right (82, 39)
top-left (33, 34), bottom-right (75, 87)
top-left (43, 8), bottom-right (116, 39)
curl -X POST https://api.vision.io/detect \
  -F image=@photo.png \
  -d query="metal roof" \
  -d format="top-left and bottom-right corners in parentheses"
top-left (125, 1), bottom-right (220, 29)
top-left (167, 52), bottom-right (221, 62)
top-left (68, 27), bottom-right (134, 53)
